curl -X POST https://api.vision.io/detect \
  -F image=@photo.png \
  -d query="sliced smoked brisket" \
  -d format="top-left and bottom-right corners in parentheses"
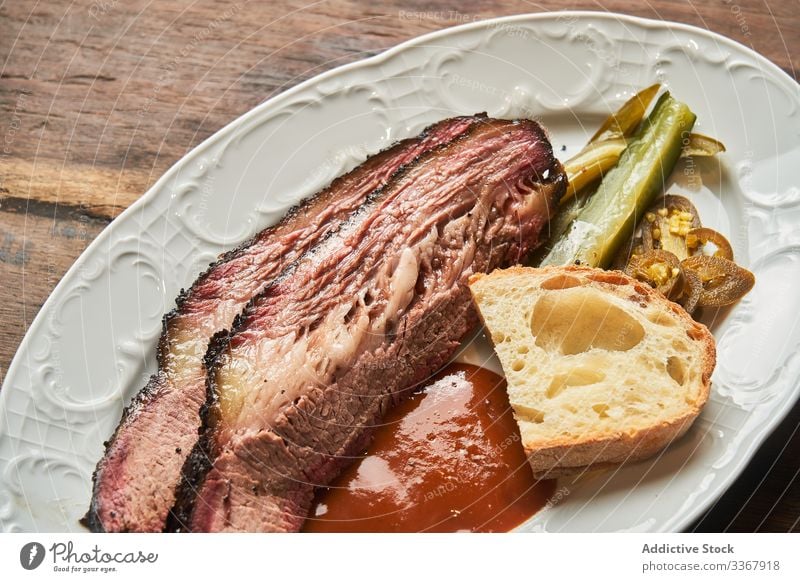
top-left (174, 118), bottom-right (567, 532)
top-left (85, 115), bottom-right (482, 532)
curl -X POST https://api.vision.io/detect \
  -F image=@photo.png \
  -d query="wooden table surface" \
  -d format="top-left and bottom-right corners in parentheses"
top-left (1, 0), bottom-right (797, 532)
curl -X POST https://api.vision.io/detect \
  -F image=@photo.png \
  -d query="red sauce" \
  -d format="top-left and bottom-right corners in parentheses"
top-left (303, 363), bottom-right (554, 532)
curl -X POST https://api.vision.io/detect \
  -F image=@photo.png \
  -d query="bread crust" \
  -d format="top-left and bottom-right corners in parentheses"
top-left (469, 265), bottom-right (716, 478)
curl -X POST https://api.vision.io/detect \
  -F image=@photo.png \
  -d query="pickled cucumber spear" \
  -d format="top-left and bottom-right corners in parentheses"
top-left (560, 85), bottom-right (721, 206)
top-left (561, 83), bottom-right (660, 202)
top-left (538, 92), bottom-right (696, 269)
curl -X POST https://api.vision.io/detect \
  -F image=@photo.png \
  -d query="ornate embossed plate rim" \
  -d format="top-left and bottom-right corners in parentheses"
top-left (1, 11), bottom-right (798, 532)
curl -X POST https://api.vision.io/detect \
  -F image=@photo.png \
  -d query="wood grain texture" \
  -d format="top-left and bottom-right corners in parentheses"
top-left (1, 0), bottom-right (797, 532)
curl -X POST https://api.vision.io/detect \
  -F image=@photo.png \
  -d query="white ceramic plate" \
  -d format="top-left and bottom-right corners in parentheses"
top-left (2, 12), bottom-right (798, 533)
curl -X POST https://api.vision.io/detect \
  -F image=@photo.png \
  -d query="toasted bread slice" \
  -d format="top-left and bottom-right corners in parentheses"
top-left (468, 265), bottom-right (715, 479)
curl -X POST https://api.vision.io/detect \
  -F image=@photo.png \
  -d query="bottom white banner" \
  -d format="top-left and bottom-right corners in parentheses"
top-left (0, 533), bottom-right (796, 581)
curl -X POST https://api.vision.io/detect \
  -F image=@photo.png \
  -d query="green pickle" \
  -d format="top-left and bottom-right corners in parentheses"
top-left (538, 92), bottom-right (696, 269)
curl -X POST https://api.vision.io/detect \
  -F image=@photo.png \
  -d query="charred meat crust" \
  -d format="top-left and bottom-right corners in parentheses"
top-left (82, 370), bottom-right (168, 532)
top-left (174, 118), bottom-right (567, 532)
top-left (86, 115), bottom-right (485, 532)
top-left (167, 330), bottom-right (227, 532)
